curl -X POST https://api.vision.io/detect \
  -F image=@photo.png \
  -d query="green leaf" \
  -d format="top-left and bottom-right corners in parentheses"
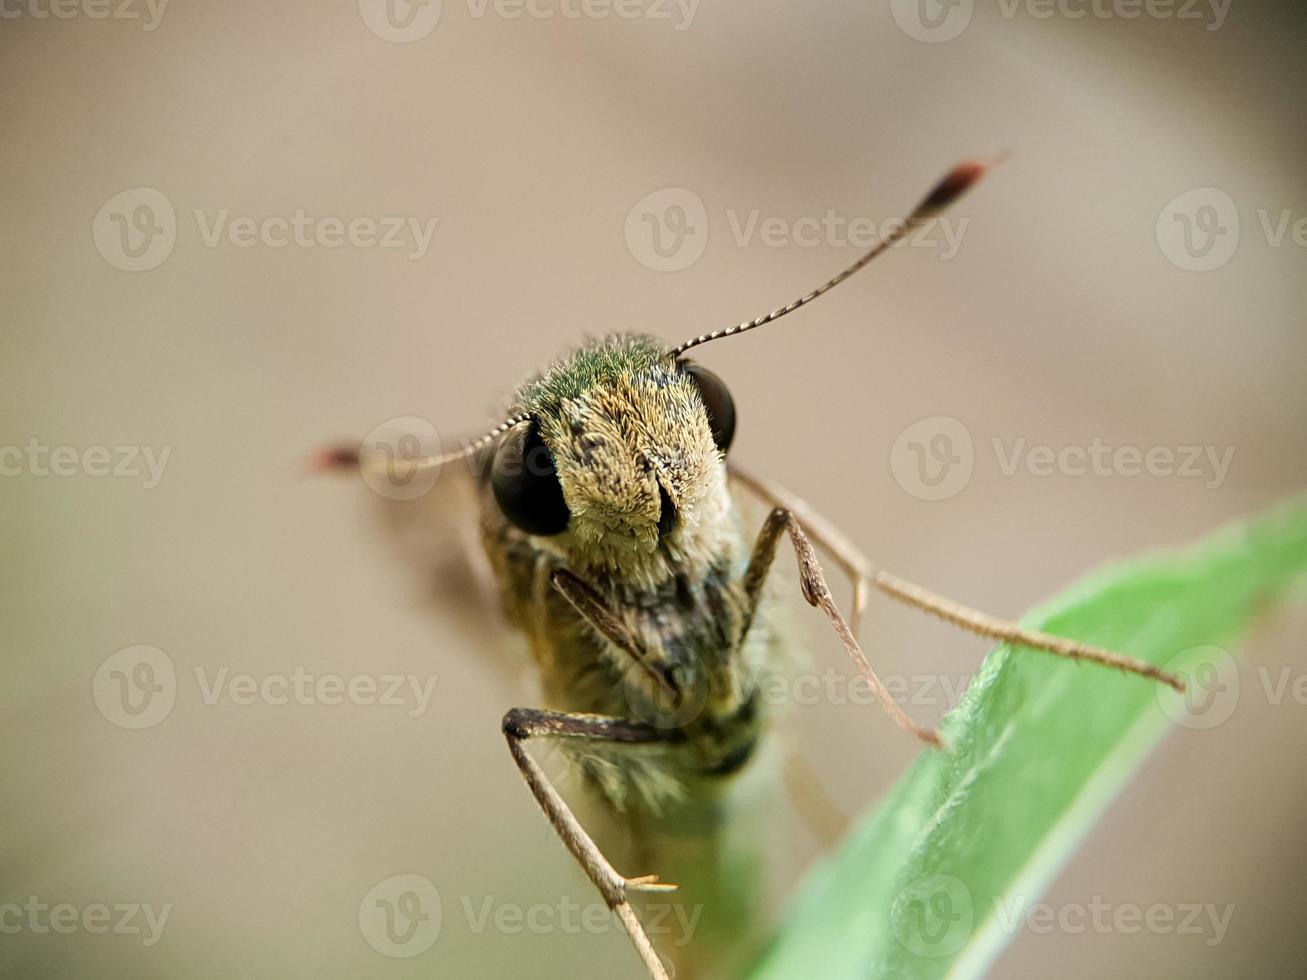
top-left (748, 496), bottom-right (1307, 980)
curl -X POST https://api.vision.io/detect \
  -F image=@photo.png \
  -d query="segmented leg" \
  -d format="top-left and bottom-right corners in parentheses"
top-left (502, 708), bottom-right (682, 980)
top-left (730, 462), bottom-right (875, 634)
top-left (872, 570), bottom-right (1183, 690)
top-left (729, 463), bottom-right (1184, 693)
top-left (743, 506), bottom-right (943, 747)
top-left (551, 568), bottom-right (679, 702)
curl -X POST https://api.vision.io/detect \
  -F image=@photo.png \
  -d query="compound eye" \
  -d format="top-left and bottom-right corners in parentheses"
top-left (491, 420), bottom-right (571, 536)
top-left (682, 362), bottom-right (736, 453)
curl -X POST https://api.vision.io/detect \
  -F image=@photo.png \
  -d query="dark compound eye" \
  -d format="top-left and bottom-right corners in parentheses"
top-left (492, 420), bottom-right (571, 536)
top-left (682, 361), bottom-right (736, 453)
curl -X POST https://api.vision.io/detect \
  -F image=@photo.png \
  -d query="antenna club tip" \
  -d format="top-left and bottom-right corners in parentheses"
top-left (918, 154), bottom-right (1005, 214)
top-left (307, 444), bottom-right (361, 477)
top-left (954, 155), bottom-right (999, 181)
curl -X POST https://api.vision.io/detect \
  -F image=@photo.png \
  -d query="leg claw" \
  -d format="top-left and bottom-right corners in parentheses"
top-left (624, 874), bottom-right (679, 894)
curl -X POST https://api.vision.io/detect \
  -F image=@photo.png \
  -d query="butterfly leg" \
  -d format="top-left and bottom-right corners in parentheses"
top-left (730, 463), bottom-right (1183, 693)
top-left (741, 504), bottom-right (943, 747)
top-left (502, 707), bottom-right (681, 980)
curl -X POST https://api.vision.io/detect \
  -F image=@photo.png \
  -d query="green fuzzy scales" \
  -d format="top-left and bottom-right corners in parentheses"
top-left (512, 333), bottom-right (673, 412)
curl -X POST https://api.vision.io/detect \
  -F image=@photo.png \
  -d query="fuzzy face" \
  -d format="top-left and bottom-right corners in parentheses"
top-left (501, 334), bottom-right (738, 588)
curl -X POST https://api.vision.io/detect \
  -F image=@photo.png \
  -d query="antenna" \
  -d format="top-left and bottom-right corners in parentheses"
top-left (669, 158), bottom-right (998, 357)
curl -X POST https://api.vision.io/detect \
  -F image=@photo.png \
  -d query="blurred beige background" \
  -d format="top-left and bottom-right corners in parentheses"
top-left (2, 1), bottom-right (1305, 977)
